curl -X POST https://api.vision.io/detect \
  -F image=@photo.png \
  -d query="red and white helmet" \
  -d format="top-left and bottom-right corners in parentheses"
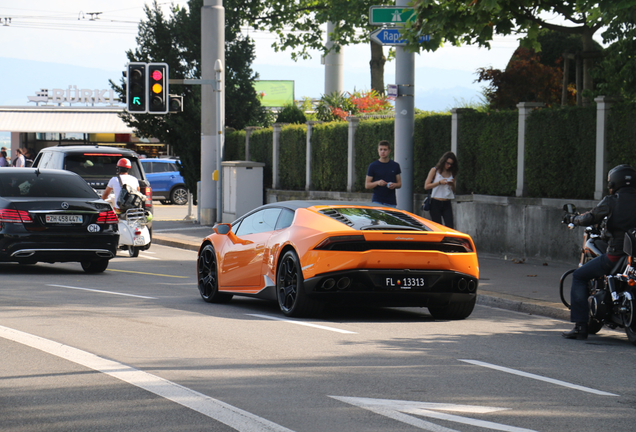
top-left (116, 158), bottom-right (132, 169)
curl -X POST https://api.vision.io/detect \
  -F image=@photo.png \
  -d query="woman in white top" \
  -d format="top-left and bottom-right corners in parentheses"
top-left (424, 151), bottom-right (458, 229)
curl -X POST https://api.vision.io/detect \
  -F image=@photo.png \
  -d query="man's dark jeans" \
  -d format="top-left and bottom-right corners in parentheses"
top-left (570, 254), bottom-right (614, 323)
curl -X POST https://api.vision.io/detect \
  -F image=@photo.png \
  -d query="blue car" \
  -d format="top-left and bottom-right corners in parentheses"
top-left (140, 158), bottom-right (188, 205)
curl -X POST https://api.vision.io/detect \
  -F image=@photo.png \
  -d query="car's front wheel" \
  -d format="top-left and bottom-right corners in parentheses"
top-left (428, 297), bottom-right (476, 320)
top-left (277, 250), bottom-right (322, 317)
top-left (81, 259), bottom-right (109, 273)
top-left (197, 244), bottom-right (232, 303)
top-left (171, 186), bottom-right (188, 206)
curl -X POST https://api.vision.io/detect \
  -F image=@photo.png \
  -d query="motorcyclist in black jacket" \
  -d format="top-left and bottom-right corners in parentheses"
top-left (562, 164), bottom-right (636, 340)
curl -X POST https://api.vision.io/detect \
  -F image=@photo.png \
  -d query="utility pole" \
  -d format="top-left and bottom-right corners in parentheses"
top-left (200, 0), bottom-right (224, 225)
top-left (324, 21), bottom-right (344, 95)
top-left (394, 0), bottom-right (415, 212)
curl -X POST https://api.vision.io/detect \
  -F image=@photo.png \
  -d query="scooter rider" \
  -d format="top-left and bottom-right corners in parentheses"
top-left (562, 164), bottom-right (636, 339)
top-left (101, 158), bottom-right (140, 215)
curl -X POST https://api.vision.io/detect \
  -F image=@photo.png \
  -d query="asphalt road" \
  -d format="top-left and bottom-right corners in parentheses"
top-left (2, 241), bottom-right (636, 432)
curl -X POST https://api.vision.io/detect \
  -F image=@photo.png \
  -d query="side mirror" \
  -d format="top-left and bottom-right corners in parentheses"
top-left (214, 223), bottom-right (232, 235)
top-left (563, 203), bottom-right (576, 214)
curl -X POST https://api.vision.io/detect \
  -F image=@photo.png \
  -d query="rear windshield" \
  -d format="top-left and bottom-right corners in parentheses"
top-left (0, 172), bottom-right (98, 198)
top-left (64, 154), bottom-right (143, 179)
top-left (319, 207), bottom-right (430, 231)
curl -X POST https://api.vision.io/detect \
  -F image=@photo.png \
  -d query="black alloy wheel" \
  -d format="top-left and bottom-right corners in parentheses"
top-left (276, 250), bottom-right (322, 317)
top-left (197, 244), bottom-right (232, 303)
top-left (428, 297), bottom-right (476, 320)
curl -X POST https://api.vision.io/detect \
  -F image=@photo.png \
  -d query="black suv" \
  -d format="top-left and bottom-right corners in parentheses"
top-left (32, 145), bottom-right (153, 233)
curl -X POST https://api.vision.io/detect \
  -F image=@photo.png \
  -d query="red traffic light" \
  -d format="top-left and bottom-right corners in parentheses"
top-left (151, 70), bottom-right (163, 81)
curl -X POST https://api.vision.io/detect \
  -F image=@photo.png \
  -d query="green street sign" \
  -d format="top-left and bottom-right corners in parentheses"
top-left (369, 6), bottom-right (416, 25)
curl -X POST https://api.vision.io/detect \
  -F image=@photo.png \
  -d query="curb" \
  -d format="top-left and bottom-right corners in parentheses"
top-left (152, 235), bottom-right (201, 252)
top-left (477, 290), bottom-right (569, 321)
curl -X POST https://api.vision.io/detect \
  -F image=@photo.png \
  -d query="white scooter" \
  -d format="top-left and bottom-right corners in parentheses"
top-left (118, 208), bottom-right (152, 257)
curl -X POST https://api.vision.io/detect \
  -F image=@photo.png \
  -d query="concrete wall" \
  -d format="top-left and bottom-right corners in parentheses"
top-left (266, 189), bottom-right (598, 263)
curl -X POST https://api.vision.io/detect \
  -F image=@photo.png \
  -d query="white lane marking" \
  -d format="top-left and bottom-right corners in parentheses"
top-left (246, 314), bottom-right (357, 334)
top-left (140, 254), bottom-right (161, 260)
top-left (331, 396), bottom-right (537, 432)
top-left (459, 359), bottom-right (618, 397)
top-left (0, 325), bottom-right (295, 432)
top-left (47, 284), bottom-right (157, 300)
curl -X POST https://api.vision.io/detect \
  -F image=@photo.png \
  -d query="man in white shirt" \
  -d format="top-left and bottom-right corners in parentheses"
top-left (13, 148), bottom-right (25, 168)
top-left (101, 158), bottom-right (140, 213)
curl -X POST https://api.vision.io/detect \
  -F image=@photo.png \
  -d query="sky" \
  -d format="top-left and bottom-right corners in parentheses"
top-left (0, 0), bottom-right (525, 137)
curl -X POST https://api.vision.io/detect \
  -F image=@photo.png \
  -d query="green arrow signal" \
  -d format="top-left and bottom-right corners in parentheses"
top-left (133, 96), bottom-right (141, 106)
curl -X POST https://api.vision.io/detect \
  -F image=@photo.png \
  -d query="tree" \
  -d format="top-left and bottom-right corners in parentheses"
top-left (476, 48), bottom-right (571, 110)
top-left (112, 0), bottom-right (267, 198)
top-left (235, 0), bottom-right (397, 94)
top-left (590, 5), bottom-right (636, 100)
top-left (401, 0), bottom-right (623, 105)
top-left (476, 30), bottom-right (597, 109)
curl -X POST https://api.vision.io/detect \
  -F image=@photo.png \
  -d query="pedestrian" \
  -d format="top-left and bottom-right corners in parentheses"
top-left (23, 148), bottom-right (35, 167)
top-left (561, 165), bottom-right (636, 339)
top-left (0, 150), bottom-right (7, 167)
top-left (13, 148), bottom-right (25, 168)
top-left (424, 151), bottom-right (458, 229)
top-left (365, 140), bottom-right (402, 208)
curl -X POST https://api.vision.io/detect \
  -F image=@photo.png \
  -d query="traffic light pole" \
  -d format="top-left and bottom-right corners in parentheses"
top-left (200, 0), bottom-right (225, 225)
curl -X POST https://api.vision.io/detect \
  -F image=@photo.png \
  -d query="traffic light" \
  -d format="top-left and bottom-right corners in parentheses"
top-left (147, 62), bottom-right (169, 114)
top-left (168, 95), bottom-right (183, 113)
top-left (126, 62), bottom-right (147, 113)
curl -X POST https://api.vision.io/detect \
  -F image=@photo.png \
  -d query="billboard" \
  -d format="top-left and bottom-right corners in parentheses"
top-left (254, 80), bottom-right (294, 107)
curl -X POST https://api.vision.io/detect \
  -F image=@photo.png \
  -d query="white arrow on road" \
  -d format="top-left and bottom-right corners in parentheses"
top-left (330, 396), bottom-right (538, 432)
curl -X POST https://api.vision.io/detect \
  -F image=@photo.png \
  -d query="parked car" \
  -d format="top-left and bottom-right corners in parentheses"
top-left (0, 168), bottom-right (119, 272)
top-left (32, 145), bottom-right (153, 236)
top-left (197, 201), bottom-right (479, 318)
top-left (140, 158), bottom-right (188, 205)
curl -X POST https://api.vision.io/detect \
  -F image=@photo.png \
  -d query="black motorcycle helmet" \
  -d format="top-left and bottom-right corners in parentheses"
top-left (608, 164), bottom-right (636, 193)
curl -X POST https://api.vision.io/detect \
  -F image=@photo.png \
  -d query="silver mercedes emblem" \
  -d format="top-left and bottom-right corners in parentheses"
top-left (61, 202), bottom-right (69, 209)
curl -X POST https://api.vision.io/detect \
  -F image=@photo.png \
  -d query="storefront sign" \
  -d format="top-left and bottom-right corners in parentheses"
top-left (28, 87), bottom-right (119, 106)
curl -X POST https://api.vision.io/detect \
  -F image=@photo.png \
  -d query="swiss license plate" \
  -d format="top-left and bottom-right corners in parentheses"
top-left (385, 277), bottom-right (425, 289)
top-left (134, 236), bottom-right (146, 246)
top-left (46, 214), bottom-right (83, 224)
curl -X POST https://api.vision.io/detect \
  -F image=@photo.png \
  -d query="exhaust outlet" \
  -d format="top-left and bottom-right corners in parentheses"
top-left (468, 280), bottom-right (476, 292)
top-left (337, 277), bottom-right (351, 290)
top-left (321, 278), bottom-right (336, 290)
top-left (458, 278), bottom-right (468, 291)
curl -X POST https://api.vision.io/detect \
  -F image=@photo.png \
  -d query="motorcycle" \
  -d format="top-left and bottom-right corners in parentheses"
top-left (117, 208), bottom-right (152, 257)
top-left (560, 203), bottom-right (636, 345)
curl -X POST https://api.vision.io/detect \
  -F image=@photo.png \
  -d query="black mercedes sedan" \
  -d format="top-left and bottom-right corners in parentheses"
top-left (0, 168), bottom-right (119, 273)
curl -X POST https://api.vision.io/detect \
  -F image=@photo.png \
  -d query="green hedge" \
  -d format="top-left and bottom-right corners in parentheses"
top-left (607, 102), bottom-right (636, 170)
top-left (457, 111), bottom-right (518, 196)
top-left (278, 124), bottom-right (307, 190)
top-left (222, 102), bottom-right (636, 199)
top-left (525, 106), bottom-right (596, 199)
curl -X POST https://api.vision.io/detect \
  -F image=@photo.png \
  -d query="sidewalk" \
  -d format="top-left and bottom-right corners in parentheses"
top-left (150, 203), bottom-right (572, 321)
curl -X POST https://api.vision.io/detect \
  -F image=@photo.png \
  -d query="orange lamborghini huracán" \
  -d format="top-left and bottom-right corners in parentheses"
top-left (197, 201), bottom-right (479, 319)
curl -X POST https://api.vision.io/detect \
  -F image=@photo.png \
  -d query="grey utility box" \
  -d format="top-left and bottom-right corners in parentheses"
top-left (222, 160), bottom-right (266, 223)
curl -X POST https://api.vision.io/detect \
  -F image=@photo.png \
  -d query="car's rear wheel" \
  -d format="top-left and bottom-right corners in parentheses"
top-left (171, 186), bottom-right (188, 206)
top-left (197, 244), bottom-right (232, 303)
top-left (428, 297), bottom-right (476, 320)
top-left (129, 247), bottom-right (140, 257)
top-left (277, 250), bottom-right (323, 317)
top-left (81, 259), bottom-right (109, 273)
